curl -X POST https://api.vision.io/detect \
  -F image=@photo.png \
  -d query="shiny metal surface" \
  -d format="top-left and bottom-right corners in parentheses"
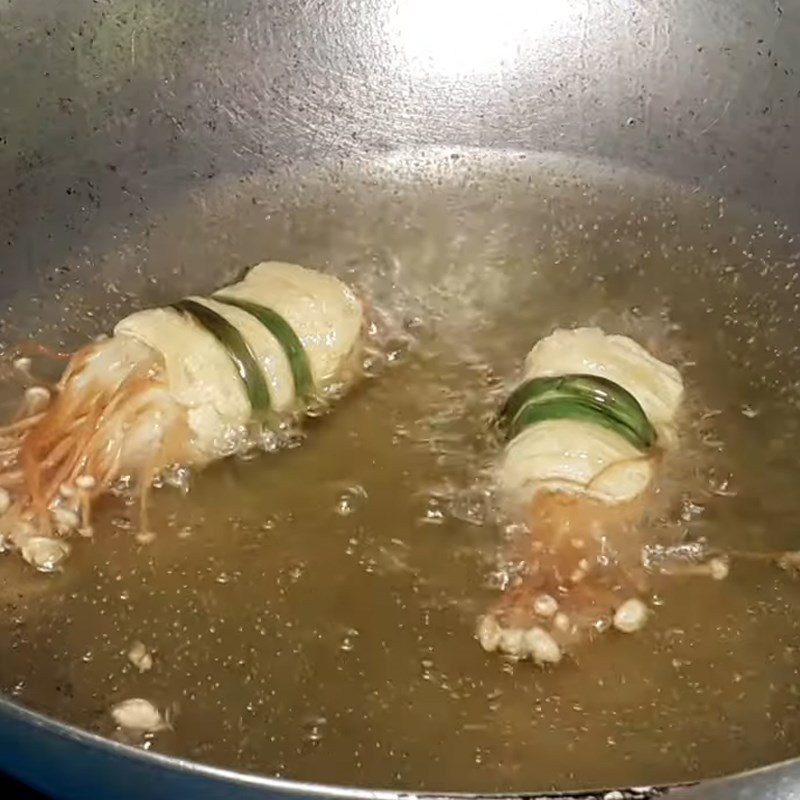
top-left (1, 0), bottom-right (799, 797)
top-left (672, 759), bottom-right (800, 800)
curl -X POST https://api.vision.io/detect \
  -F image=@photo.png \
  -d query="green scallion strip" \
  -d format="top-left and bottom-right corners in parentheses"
top-left (498, 374), bottom-right (657, 451)
top-left (214, 295), bottom-right (314, 400)
top-left (172, 299), bottom-right (271, 416)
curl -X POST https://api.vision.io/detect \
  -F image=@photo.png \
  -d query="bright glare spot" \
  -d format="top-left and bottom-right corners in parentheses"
top-left (389, 0), bottom-right (579, 77)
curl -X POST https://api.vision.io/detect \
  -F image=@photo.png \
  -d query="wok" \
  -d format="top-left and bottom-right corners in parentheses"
top-left (0, 0), bottom-right (799, 798)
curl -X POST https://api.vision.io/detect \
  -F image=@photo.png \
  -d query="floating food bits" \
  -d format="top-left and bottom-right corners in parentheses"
top-left (482, 328), bottom-right (687, 663)
top-left (110, 698), bottom-right (168, 733)
top-left (613, 598), bottom-right (650, 634)
top-left (477, 615), bottom-right (503, 653)
top-left (23, 386), bottom-right (51, 413)
top-left (523, 626), bottom-right (562, 665)
top-left (127, 640), bottom-right (154, 673)
top-left (533, 594), bottom-right (559, 618)
top-left (0, 262), bottom-right (364, 557)
top-left (708, 556), bottom-right (730, 581)
top-left (20, 536), bottom-right (71, 573)
top-left (477, 616), bottom-right (562, 665)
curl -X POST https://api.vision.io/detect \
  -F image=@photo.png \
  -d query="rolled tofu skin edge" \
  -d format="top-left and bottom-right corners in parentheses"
top-left (497, 419), bottom-right (653, 505)
top-left (523, 327), bottom-right (683, 442)
top-left (499, 328), bottom-right (682, 505)
top-left (114, 307), bottom-right (251, 458)
top-left (114, 262), bottom-right (364, 459)
top-left (216, 261), bottom-right (364, 389)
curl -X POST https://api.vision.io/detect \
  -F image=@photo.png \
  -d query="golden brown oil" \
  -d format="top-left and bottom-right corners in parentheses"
top-left (1, 150), bottom-right (800, 793)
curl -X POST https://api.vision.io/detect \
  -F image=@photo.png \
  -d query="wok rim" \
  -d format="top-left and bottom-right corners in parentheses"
top-left (0, 690), bottom-right (736, 800)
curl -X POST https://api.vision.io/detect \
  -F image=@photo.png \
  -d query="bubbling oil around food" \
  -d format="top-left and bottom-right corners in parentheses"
top-left (1, 150), bottom-right (800, 792)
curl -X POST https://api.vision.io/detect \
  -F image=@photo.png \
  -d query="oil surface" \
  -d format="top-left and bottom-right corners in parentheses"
top-left (1, 150), bottom-right (800, 793)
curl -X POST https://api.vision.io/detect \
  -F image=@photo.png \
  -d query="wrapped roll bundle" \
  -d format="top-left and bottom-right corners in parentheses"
top-left (0, 261), bottom-right (364, 566)
top-left (479, 327), bottom-right (685, 664)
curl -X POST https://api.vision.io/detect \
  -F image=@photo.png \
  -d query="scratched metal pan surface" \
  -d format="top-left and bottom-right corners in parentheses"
top-left (1, 0), bottom-right (800, 799)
